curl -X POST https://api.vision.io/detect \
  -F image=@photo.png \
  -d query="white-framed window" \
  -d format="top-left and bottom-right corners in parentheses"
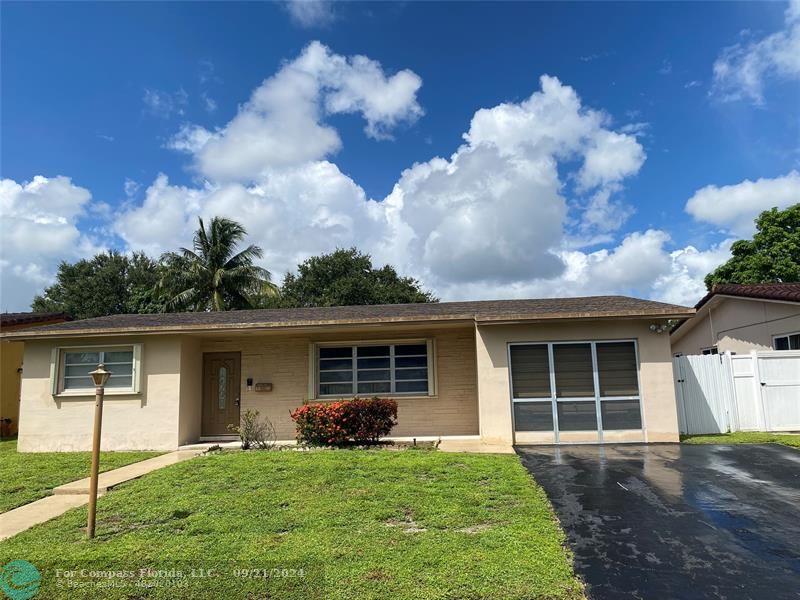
top-left (314, 340), bottom-right (435, 398)
top-left (701, 346), bottom-right (719, 355)
top-left (509, 340), bottom-right (643, 433)
top-left (773, 332), bottom-right (800, 351)
top-left (51, 344), bottom-right (142, 396)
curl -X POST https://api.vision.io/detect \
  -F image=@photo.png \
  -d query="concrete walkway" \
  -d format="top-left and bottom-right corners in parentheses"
top-left (0, 449), bottom-right (202, 541)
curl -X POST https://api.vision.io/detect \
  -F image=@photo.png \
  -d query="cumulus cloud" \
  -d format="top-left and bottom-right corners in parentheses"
top-left (711, 0), bottom-right (800, 103)
top-left (0, 176), bottom-right (101, 310)
top-left (651, 240), bottom-right (734, 306)
top-left (119, 70), bottom-right (651, 305)
top-left (425, 230), bottom-right (730, 307)
top-left (170, 42), bottom-right (423, 181)
top-left (685, 170), bottom-right (800, 235)
top-left (284, 0), bottom-right (335, 28)
top-left (114, 165), bottom-right (379, 272)
top-left (7, 45), bottom-right (732, 311)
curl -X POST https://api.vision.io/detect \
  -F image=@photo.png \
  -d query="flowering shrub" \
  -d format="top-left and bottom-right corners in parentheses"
top-left (290, 397), bottom-right (398, 445)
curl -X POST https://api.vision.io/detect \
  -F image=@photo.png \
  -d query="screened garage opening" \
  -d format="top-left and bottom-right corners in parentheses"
top-left (509, 340), bottom-right (644, 444)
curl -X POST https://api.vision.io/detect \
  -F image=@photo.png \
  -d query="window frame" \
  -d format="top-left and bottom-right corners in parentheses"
top-left (51, 344), bottom-right (143, 397)
top-left (773, 332), bottom-right (800, 351)
top-left (312, 339), bottom-right (436, 399)
top-left (508, 339), bottom-right (644, 440)
top-left (701, 346), bottom-right (719, 355)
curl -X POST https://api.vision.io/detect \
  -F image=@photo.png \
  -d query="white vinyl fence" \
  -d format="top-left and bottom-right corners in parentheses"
top-left (673, 351), bottom-right (800, 434)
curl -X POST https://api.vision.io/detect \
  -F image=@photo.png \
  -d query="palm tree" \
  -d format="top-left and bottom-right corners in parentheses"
top-left (159, 217), bottom-right (278, 311)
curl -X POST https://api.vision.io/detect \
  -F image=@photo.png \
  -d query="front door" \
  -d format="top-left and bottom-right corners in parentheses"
top-left (202, 352), bottom-right (241, 436)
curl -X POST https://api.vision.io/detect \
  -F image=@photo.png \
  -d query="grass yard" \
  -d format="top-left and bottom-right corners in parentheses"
top-left (0, 449), bottom-right (584, 600)
top-left (681, 432), bottom-right (800, 448)
top-left (0, 439), bottom-right (160, 513)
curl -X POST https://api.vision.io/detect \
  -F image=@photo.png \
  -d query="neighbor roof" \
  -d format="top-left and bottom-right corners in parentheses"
top-left (695, 283), bottom-right (800, 309)
top-left (0, 296), bottom-right (693, 340)
top-left (671, 283), bottom-right (800, 338)
top-left (0, 312), bottom-right (70, 329)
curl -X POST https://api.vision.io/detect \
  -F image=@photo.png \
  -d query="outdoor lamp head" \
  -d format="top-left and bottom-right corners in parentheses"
top-left (90, 363), bottom-right (111, 387)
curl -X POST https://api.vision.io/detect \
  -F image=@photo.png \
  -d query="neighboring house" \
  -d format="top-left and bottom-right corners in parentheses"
top-left (671, 283), bottom-right (800, 356)
top-left (1, 296), bottom-right (693, 452)
top-left (0, 312), bottom-right (70, 437)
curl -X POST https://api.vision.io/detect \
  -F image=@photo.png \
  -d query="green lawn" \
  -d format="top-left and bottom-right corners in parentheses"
top-left (681, 432), bottom-right (800, 448)
top-left (0, 449), bottom-right (584, 600)
top-left (0, 439), bottom-right (160, 513)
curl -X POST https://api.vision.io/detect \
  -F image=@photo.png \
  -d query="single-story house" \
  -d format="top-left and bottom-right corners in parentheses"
top-left (671, 283), bottom-right (800, 356)
top-left (1, 296), bottom-right (694, 452)
top-left (0, 311), bottom-right (70, 438)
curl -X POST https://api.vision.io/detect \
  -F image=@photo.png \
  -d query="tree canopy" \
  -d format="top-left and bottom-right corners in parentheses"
top-left (159, 217), bottom-right (278, 311)
top-left (28, 223), bottom-right (435, 318)
top-left (31, 251), bottom-right (162, 320)
top-left (705, 204), bottom-right (800, 289)
top-left (275, 248), bottom-right (437, 308)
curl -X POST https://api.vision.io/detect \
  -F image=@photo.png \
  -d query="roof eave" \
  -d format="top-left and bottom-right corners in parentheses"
top-left (1, 308), bottom-right (695, 341)
top-left (0, 315), bottom-right (477, 341)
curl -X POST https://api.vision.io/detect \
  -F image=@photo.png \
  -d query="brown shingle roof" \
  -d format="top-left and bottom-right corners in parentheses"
top-left (696, 283), bottom-right (800, 308)
top-left (0, 312), bottom-right (70, 329)
top-left (0, 296), bottom-right (693, 339)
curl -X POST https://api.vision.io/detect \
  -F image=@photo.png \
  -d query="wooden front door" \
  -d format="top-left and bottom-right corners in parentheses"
top-left (202, 352), bottom-right (241, 436)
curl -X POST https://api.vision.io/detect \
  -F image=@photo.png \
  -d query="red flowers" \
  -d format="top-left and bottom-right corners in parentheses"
top-left (290, 397), bottom-right (398, 445)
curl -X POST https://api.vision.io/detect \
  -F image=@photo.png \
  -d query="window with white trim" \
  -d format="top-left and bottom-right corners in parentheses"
top-left (509, 340), bottom-right (642, 433)
top-left (701, 346), bottom-right (719, 355)
top-left (54, 345), bottom-right (140, 395)
top-left (317, 342), bottom-right (432, 397)
top-left (774, 333), bottom-right (800, 351)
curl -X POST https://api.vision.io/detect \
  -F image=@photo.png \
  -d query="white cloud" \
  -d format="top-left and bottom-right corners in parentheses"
top-left (114, 164), bottom-right (379, 277)
top-left (171, 42), bottom-right (423, 181)
top-left (577, 130), bottom-right (646, 190)
top-left (7, 46), bottom-right (732, 312)
top-left (0, 176), bottom-right (101, 310)
top-left (124, 179), bottom-right (140, 198)
top-left (119, 72), bottom-right (650, 303)
top-left (143, 88), bottom-right (188, 118)
top-left (685, 170), bottom-right (800, 235)
top-left (711, 0), bottom-right (800, 104)
top-left (651, 240), bottom-right (734, 306)
top-left (580, 186), bottom-right (635, 233)
top-left (284, 0), bottom-right (335, 28)
top-left (201, 92), bottom-right (217, 113)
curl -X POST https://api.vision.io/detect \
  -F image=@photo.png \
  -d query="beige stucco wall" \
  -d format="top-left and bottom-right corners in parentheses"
top-left (194, 325), bottom-right (480, 440)
top-left (16, 317), bottom-right (682, 451)
top-left (671, 298), bottom-right (800, 355)
top-left (475, 319), bottom-right (679, 445)
top-left (17, 335), bottom-right (184, 452)
top-left (178, 336), bottom-right (203, 445)
top-left (0, 341), bottom-right (24, 436)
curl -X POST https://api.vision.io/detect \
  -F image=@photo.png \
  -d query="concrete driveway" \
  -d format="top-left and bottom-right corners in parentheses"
top-left (516, 444), bottom-right (800, 600)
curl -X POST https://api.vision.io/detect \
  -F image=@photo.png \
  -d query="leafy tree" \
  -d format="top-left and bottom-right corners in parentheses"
top-left (275, 248), bottom-right (437, 308)
top-left (31, 251), bottom-right (162, 319)
top-left (705, 204), bottom-right (800, 289)
top-left (159, 217), bottom-right (278, 311)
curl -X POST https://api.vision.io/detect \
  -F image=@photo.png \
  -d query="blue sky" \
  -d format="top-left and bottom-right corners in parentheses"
top-left (2, 1), bottom-right (799, 311)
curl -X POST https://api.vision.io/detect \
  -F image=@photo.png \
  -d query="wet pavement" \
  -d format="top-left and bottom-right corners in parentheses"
top-left (516, 444), bottom-right (800, 600)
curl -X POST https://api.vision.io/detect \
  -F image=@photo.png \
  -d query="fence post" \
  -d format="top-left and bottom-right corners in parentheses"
top-left (723, 352), bottom-right (738, 432)
top-left (750, 351), bottom-right (768, 431)
top-left (673, 356), bottom-right (687, 434)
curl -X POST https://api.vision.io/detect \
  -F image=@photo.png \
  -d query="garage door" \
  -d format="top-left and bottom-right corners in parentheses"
top-left (509, 340), bottom-right (644, 444)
